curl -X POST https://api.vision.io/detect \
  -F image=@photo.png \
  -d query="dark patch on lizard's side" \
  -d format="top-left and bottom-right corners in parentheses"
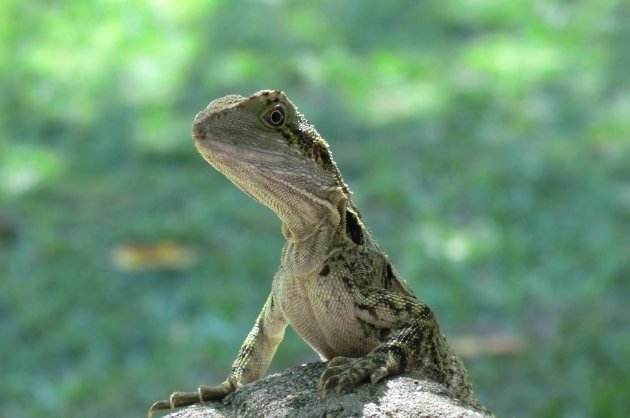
top-left (345, 209), bottom-right (364, 245)
top-left (355, 301), bottom-right (378, 319)
top-left (319, 265), bottom-right (330, 276)
top-left (359, 321), bottom-right (392, 342)
top-left (377, 344), bottom-right (409, 371)
top-left (384, 263), bottom-right (395, 289)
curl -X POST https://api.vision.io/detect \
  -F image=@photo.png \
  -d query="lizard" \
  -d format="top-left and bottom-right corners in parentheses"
top-left (148, 90), bottom-right (488, 417)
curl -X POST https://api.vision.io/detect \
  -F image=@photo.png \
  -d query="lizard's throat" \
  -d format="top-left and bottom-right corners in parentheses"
top-left (243, 170), bottom-right (345, 242)
top-left (198, 144), bottom-right (346, 242)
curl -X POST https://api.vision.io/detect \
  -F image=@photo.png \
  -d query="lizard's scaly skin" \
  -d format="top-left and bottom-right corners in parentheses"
top-left (148, 90), bottom-right (488, 417)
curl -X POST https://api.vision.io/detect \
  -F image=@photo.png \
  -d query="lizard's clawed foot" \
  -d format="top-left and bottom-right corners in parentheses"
top-left (147, 380), bottom-right (235, 418)
top-left (318, 353), bottom-right (400, 396)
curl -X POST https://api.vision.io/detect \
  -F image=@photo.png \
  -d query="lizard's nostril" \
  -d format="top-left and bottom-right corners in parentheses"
top-left (192, 120), bottom-right (207, 141)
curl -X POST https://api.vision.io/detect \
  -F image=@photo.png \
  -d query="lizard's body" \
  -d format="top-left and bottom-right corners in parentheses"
top-left (149, 90), bottom-right (487, 416)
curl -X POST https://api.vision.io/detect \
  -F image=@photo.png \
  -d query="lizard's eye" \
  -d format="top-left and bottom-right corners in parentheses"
top-left (264, 106), bottom-right (286, 127)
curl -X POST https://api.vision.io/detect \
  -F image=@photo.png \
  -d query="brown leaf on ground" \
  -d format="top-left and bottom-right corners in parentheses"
top-left (452, 334), bottom-right (527, 358)
top-left (110, 241), bottom-right (198, 273)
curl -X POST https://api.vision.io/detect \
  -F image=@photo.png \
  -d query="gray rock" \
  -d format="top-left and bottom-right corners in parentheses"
top-left (162, 362), bottom-right (489, 418)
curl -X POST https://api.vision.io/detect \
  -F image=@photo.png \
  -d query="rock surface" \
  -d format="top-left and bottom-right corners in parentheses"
top-left (161, 362), bottom-right (489, 418)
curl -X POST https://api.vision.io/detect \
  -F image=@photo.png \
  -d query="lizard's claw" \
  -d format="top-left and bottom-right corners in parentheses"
top-left (147, 400), bottom-right (171, 418)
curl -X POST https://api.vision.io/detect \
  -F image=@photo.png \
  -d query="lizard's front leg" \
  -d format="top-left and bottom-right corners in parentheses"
top-left (318, 287), bottom-right (482, 410)
top-left (148, 293), bottom-right (287, 417)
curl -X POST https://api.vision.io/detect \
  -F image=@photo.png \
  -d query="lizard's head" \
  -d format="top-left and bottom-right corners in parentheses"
top-left (192, 90), bottom-right (349, 237)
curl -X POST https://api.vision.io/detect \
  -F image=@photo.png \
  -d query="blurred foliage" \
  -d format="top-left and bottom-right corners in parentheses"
top-left (1, 0), bottom-right (629, 417)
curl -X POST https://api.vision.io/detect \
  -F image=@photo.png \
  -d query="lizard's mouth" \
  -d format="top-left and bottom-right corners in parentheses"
top-left (192, 113), bottom-right (209, 142)
top-left (193, 114), bottom-right (288, 165)
top-left (196, 137), bottom-right (289, 169)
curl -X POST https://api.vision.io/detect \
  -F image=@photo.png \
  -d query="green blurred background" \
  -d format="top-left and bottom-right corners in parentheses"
top-left (2, 0), bottom-right (629, 417)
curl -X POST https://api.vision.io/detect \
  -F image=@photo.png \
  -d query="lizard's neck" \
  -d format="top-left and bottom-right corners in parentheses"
top-left (273, 185), bottom-right (350, 276)
top-left (276, 184), bottom-right (348, 244)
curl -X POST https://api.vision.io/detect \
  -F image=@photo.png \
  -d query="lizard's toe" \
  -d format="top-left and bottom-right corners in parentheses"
top-left (318, 357), bottom-right (352, 393)
top-left (335, 373), bottom-right (361, 393)
top-left (327, 356), bottom-right (353, 368)
top-left (319, 356), bottom-right (382, 395)
top-left (369, 365), bottom-right (391, 385)
top-left (320, 374), bottom-right (341, 396)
